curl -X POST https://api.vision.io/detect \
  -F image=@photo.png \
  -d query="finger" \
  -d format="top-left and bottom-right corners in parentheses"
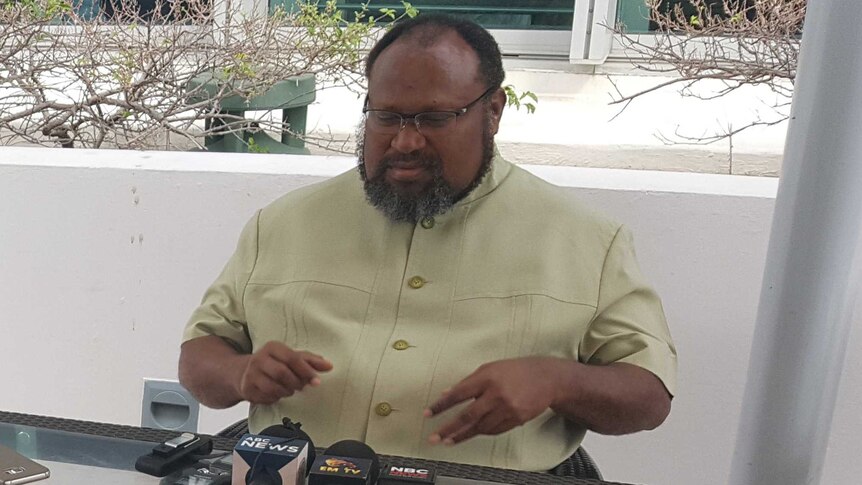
top-left (429, 396), bottom-right (496, 445)
top-left (241, 360), bottom-right (288, 402)
top-left (301, 352), bottom-right (334, 372)
top-left (259, 358), bottom-right (303, 392)
top-left (485, 417), bottom-right (521, 436)
top-left (444, 426), bottom-right (479, 445)
top-left (444, 415), bottom-right (521, 446)
top-left (267, 347), bottom-right (332, 375)
top-left (247, 375), bottom-right (292, 404)
top-left (434, 400), bottom-right (487, 440)
top-left (426, 377), bottom-right (484, 417)
top-left (288, 356), bottom-right (323, 387)
top-left (435, 417), bottom-right (479, 446)
top-left (264, 342), bottom-right (299, 364)
top-left (450, 410), bottom-right (512, 444)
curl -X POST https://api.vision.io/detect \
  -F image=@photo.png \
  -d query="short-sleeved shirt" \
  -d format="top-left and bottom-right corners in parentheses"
top-left (183, 154), bottom-right (677, 471)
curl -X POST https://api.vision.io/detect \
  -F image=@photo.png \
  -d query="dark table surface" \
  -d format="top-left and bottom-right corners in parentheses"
top-left (0, 411), bottom-right (633, 485)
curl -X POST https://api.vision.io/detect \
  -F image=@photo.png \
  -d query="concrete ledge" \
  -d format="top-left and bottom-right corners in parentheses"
top-left (1, 146), bottom-right (778, 197)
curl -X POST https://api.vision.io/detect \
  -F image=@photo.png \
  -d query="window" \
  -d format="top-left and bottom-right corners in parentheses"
top-left (617, 0), bottom-right (759, 34)
top-left (267, 0), bottom-right (578, 57)
top-left (297, 1), bottom-right (576, 30)
top-left (72, 0), bottom-right (209, 21)
top-left (260, 1), bottom-right (777, 64)
top-left (616, 0), bottom-right (652, 33)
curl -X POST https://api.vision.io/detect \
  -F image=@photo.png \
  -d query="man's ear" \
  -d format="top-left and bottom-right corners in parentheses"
top-left (487, 88), bottom-right (507, 135)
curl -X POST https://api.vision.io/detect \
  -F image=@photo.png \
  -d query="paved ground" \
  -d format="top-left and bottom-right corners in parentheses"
top-left (308, 138), bottom-right (782, 177)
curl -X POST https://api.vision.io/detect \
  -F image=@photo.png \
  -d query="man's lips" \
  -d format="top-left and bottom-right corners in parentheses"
top-left (386, 163), bottom-right (429, 182)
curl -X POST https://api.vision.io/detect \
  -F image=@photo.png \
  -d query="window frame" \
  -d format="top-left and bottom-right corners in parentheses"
top-left (261, 0), bottom-right (581, 58)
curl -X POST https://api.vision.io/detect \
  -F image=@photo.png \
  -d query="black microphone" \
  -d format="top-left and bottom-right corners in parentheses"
top-left (308, 440), bottom-right (380, 485)
top-left (232, 418), bottom-right (314, 485)
top-left (378, 463), bottom-right (437, 484)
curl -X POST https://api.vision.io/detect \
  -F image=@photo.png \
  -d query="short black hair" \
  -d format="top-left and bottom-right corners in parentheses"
top-left (365, 14), bottom-right (505, 91)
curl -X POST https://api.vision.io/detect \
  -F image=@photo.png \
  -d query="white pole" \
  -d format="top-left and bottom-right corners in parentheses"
top-left (729, 1), bottom-right (862, 484)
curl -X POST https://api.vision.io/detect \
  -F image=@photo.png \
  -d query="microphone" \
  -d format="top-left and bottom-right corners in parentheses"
top-left (232, 418), bottom-right (314, 485)
top-left (308, 440), bottom-right (380, 485)
top-left (378, 463), bottom-right (436, 484)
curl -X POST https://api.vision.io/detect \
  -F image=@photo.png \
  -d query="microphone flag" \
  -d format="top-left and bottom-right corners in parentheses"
top-left (378, 464), bottom-right (437, 484)
top-left (308, 455), bottom-right (374, 484)
top-left (232, 433), bottom-right (309, 485)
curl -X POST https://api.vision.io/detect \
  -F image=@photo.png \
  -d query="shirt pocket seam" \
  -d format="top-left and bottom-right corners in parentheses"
top-left (454, 291), bottom-right (597, 309)
top-left (246, 279), bottom-right (372, 295)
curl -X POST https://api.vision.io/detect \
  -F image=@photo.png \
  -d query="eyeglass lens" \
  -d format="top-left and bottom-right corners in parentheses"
top-left (365, 111), bottom-right (458, 135)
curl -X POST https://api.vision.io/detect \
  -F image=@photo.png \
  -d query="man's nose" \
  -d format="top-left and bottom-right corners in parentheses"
top-left (390, 120), bottom-right (427, 153)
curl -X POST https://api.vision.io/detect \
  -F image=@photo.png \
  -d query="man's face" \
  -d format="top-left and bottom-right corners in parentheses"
top-left (358, 31), bottom-right (505, 223)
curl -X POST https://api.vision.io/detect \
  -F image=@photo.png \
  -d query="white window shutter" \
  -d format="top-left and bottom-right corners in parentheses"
top-left (570, 0), bottom-right (619, 64)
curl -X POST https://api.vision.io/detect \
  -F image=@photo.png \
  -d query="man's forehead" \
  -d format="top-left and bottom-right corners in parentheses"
top-left (368, 30), bottom-right (482, 89)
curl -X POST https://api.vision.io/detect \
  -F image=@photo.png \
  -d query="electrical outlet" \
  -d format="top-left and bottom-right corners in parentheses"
top-left (141, 379), bottom-right (199, 432)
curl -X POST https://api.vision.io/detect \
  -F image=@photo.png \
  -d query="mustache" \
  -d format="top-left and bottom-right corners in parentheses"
top-left (368, 152), bottom-right (442, 180)
top-left (379, 152), bottom-right (438, 169)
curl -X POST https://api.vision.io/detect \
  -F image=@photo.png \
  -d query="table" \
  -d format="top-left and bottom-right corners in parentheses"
top-left (0, 411), bottom-right (632, 485)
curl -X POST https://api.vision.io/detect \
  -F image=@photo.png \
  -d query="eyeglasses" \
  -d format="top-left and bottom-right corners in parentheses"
top-left (362, 87), bottom-right (494, 136)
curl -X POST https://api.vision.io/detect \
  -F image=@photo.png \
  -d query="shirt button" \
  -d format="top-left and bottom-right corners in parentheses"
top-left (375, 402), bottom-right (392, 417)
top-left (408, 276), bottom-right (425, 289)
top-left (420, 217), bottom-right (435, 229)
top-left (392, 340), bottom-right (410, 351)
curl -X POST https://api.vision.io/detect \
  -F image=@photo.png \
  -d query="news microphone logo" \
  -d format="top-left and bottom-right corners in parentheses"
top-left (309, 455), bottom-right (372, 484)
top-left (308, 440), bottom-right (379, 485)
top-left (325, 458), bottom-right (359, 469)
top-left (232, 434), bottom-right (308, 485)
top-left (378, 464), bottom-right (437, 484)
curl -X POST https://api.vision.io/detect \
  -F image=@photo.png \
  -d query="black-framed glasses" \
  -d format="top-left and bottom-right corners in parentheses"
top-left (362, 87), bottom-right (495, 136)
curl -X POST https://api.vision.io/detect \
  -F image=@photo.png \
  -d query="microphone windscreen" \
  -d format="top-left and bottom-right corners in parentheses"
top-left (323, 440), bottom-right (380, 483)
top-left (232, 434), bottom-right (308, 485)
top-left (258, 419), bottom-right (316, 473)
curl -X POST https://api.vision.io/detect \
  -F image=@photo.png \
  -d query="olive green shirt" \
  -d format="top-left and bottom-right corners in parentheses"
top-left (183, 155), bottom-right (677, 471)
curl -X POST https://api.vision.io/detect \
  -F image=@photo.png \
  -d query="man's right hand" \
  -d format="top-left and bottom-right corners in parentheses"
top-left (237, 341), bottom-right (333, 405)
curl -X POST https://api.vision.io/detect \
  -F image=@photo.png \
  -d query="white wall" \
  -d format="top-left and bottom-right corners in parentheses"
top-left (1, 147), bottom-right (859, 485)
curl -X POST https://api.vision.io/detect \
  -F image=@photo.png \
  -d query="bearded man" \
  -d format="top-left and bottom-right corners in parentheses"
top-left (179, 14), bottom-right (676, 472)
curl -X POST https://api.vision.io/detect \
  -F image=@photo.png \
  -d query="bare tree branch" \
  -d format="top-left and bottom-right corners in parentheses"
top-left (612, 0), bottom-right (804, 144)
top-left (0, 0), bottom-right (410, 150)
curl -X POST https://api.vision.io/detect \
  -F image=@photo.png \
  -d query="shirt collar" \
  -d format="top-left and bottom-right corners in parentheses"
top-left (456, 146), bottom-right (512, 207)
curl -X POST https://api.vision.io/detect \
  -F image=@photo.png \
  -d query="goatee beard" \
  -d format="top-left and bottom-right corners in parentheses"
top-left (355, 122), bottom-right (495, 224)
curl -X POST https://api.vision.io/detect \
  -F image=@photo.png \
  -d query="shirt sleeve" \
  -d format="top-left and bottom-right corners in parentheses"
top-left (181, 211), bottom-right (261, 354)
top-left (579, 225), bottom-right (678, 396)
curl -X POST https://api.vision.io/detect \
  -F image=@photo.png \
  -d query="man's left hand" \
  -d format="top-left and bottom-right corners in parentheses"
top-left (424, 357), bottom-right (565, 445)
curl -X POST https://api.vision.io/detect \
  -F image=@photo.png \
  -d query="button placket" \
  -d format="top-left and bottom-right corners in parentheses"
top-left (364, 208), bottom-right (467, 450)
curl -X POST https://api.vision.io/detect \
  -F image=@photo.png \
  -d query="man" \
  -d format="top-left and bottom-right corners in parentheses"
top-left (179, 14), bottom-right (676, 472)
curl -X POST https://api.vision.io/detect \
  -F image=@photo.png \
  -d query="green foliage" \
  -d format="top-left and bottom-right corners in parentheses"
top-left (247, 136), bottom-right (270, 153)
top-left (378, 7), bottom-right (397, 19)
top-left (6, 0), bottom-right (71, 20)
top-left (503, 85), bottom-right (537, 114)
top-left (371, 2), bottom-right (417, 21)
top-left (402, 2), bottom-right (418, 18)
top-left (224, 53), bottom-right (258, 80)
top-left (110, 51), bottom-right (136, 88)
top-left (288, 0), bottom-right (419, 79)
